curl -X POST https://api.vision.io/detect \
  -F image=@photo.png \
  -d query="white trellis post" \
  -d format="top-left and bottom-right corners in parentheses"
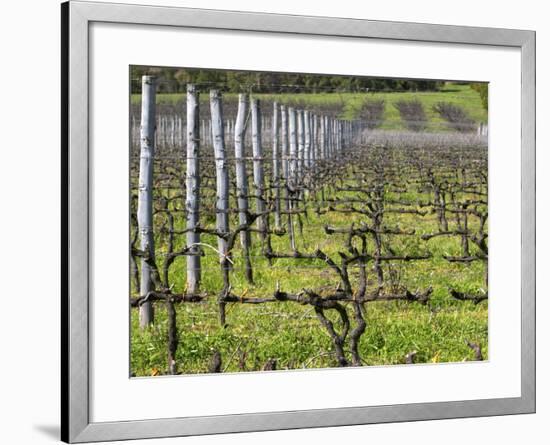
top-left (280, 105), bottom-right (289, 184)
top-left (210, 90), bottom-right (230, 264)
top-left (210, 90), bottom-right (230, 327)
top-left (288, 107), bottom-right (298, 189)
top-left (336, 119), bottom-right (340, 154)
top-left (320, 115), bottom-right (326, 160)
top-left (272, 101), bottom-right (281, 230)
top-left (234, 94), bottom-right (253, 284)
top-left (328, 116), bottom-right (333, 158)
top-left (297, 109), bottom-right (305, 176)
top-left (185, 84), bottom-right (201, 294)
top-left (304, 110), bottom-right (311, 169)
top-left (137, 75), bottom-right (156, 328)
top-left (312, 114), bottom-right (318, 167)
top-left (251, 98), bottom-right (267, 242)
top-left (282, 105), bottom-right (296, 251)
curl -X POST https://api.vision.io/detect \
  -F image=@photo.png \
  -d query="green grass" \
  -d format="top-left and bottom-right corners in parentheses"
top-left (131, 83), bottom-right (487, 130)
top-left (131, 299), bottom-right (487, 375)
top-left (130, 165), bottom-right (488, 376)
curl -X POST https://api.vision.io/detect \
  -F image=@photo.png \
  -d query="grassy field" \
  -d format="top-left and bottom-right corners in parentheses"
top-left (131, 83), bottom-right (487, 131)
top-left (130, 162), bottom-right (488, 376)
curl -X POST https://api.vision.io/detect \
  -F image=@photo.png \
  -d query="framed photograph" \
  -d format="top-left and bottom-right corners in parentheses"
top-left (62, 1), bottom-right (535, 442)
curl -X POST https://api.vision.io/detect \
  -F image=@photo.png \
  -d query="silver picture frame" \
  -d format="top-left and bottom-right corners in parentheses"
top-left (61, 1), bottom-right (536, 442)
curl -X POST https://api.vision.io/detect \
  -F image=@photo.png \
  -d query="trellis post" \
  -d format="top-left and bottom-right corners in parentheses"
top-left (210, 89), bottom-right (230, 326)
top-left (285, 106), bottom-right (297, 251)
top-left (304, 110), bottom-right (311, 169)
top-left (234, 94), bottom-right (253, 283)
top-left (251, 99), bottom-right (268, 243)
top-left (297, 109), bottom-right (305, 176)
top-left (320, 114), bottom-right (326, 160)
top-left (137, 75), bottom-right (156, 328)
top-left (185, 84), bottom-right (201, 294)
top-left (272, 102), bottom-right (281, 229)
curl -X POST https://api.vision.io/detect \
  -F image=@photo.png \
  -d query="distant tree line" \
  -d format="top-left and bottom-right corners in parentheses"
top-left (470, 83), bottom-right (488, 110)
top-left (131, 66), bottom-right (444, 94)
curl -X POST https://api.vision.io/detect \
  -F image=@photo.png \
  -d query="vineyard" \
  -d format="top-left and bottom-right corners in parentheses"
top-left (130, 75), bottom-right (488, 376)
